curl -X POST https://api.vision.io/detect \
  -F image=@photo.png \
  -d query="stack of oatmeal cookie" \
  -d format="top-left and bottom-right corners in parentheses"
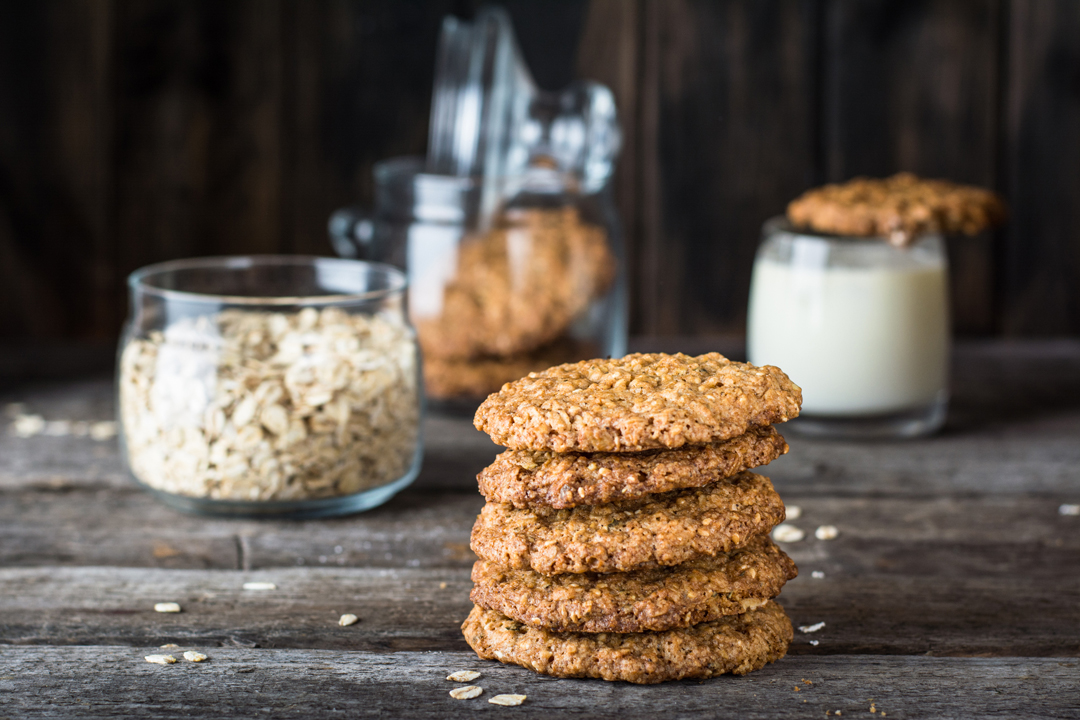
top-left (461, 353), bottom-right (803, 684)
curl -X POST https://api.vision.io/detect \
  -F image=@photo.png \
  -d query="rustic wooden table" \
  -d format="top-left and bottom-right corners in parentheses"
top-left (2, 341), bottom-right (1079, 719)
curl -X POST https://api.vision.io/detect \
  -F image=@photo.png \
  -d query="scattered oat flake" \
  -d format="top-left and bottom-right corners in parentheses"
top-left (799, 621), bottom-right (826, 633)
top-left (1060, 504), bottom-right (1080, 516)
top-left (338, 613), bottom-right (359, 627)
top-left (446, 670), bottom-right (481, 682)
top-left (772, 524), bottom-right (805, 543)
top-left (809, 639), bottom-right (820, 646)
top-left (144, 654), bottom-right (176, 665)
top-left (89, 420), bottom-right (118, 441)
top-left (12, 414), bottom-right (45, 437)
top-left (243, 582), bottom-right (276, 590)
top-left (439, 582), bottom-right (448, 589)
top-left (159, 643), bottom-right (180, 649)
top-left (183, 651), bottom-right (208, 662)
top-left (489, 694), bottom-right (526, 706)
top-left (449, 686), bottom-right (483, 700)
top-left (785, 505), bottom-right (802, 520)
top-left (154, 602), bottom-right (181, 613)
top-left (815, 525), bottom-right (839, 540)
top-left (812, 570), bottom-right (826, 579)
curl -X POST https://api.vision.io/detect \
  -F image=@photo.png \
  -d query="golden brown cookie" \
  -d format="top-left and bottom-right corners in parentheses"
top-left (414, 206), bottom-right (615, 361)
top-left (461, 600), bottom-right (793, 684)
top-left (787, 172), bottom-right (1006, 247)
top-left (474, 353), bottom-right (801, 452)
top-left (470, 534), bottom-right (797, 633)
top-left (422, 337), bottom-right (594, 401)
top-left (470, 471), bottom-right (785, 575)
top-left (478, 425), bottom-right (788, 509)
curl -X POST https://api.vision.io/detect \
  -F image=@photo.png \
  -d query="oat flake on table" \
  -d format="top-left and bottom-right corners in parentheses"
top-left (449, 686), bottom-right (483, 700)
top-left (446, 670), bottom-right (481, 682)
top-left (488, 694), bottom-right (526, 706)
top-left (119, 307), bottom-right (419, 502)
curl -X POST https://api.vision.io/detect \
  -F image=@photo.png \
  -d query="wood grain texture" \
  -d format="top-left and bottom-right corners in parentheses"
top-left (1, 648), bottom-right (1076, 720)
top-left (631, 0), bottom-right (819, 335)
top-left (1002, 0), bottom-right (1080, 335)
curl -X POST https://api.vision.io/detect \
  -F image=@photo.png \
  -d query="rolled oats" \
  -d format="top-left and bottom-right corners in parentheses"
top-left (119, 307), bottom-right (419, 502)
top-left (144, 654), bottom-right (176, 665)
top-left (153, 602), bottom-right (181, 613)
top-left (183, 651), bottom-right (208, 662)
top-left (338, 613), bottom-right (359, 627)
top-left (242, 581), bottom-right (277, 591)
top-left (815, 525), bottom-right (839, 540)
top-left (772, 524), bottom-right (805, 543)
top-left (445, 670), bottom-right (481, 682)
top-left (449, 685), bottom-right (483, 700)
top-left (488, 694), bottom-right (526, 706)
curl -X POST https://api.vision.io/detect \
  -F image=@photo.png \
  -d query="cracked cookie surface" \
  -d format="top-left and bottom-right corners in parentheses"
top-left (478, 426), bottom-right (788, 509)
top-left (470, 471), bottom-right (785, 575)
top-left (461, 601), bottom-right (793, 684)
top-left (470, 534), bottom-right (796, 633)
top-left (786, 172), bottom-right (1006, 246)
top-left (474, 353), bottom-right (801, 452)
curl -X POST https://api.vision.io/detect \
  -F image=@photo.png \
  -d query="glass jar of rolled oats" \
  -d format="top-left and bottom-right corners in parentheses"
top-left (118, 256), bottom-right (422, 517)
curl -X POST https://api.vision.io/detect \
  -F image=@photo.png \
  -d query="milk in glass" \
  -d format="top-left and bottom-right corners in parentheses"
top-left (747, 218), bottom-right (949, 437)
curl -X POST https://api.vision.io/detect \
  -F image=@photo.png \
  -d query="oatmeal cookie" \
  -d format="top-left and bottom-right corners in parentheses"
top-left (470, 534), bottom-right (796, 633)
top-left (461, 601), bottom-right (793, 683)
top-left (470, 471), bottom-right (785, 575)
top-left (414, 206), bottom-right (615, 361)
top-left (474, 353), bottom-right (801, 452)
top-left (787, 172), bottom-right (1006, 247)
top-left (423, 337), bottom-right (592, 401)
top-left (478, 425), bottom-right (788, 509)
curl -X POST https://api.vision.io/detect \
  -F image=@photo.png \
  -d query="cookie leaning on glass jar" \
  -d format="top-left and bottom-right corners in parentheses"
top-left (747, 173), bottom-right (1006, 439)
top-left (117, 256), bottom-right (422, 518)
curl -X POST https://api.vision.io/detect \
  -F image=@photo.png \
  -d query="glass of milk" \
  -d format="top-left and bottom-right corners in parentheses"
top-left (747, 217), bottom-right (949, 438)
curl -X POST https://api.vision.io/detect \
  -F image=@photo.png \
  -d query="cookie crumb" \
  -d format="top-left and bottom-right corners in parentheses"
top-left (183, 651), bottom-right (208, 662)
top-left (154, 602), bottom-right (181, 613)
top-left (1060, 504), bottom-right (1080, 516)
top-left (242, 582), bottom-right (276, 591)
top-left (785, 505), bottom-right (802, 520)
top-left (799, 621), bottom-right (825, 633)
top-left (446, 670), bottom-right (481, 682)
top-left (815, 525), bottom-right (838, 540)
top-left (144, 654), bottom-right (176, 665)
top-left (440, 582), bottom-right (448, 589)
top-left (489, 694), bottom-right (526, 706)
top-left (793, 686), bottom-right (801, 692)
top-left (449, 686), bottom-right (483, 700)
top-left (338, 613), bottom-right (359, 627)
top-left (812, 570), bottom-right (825, 579)
top-left (772, 524), bottom-right (805, 543)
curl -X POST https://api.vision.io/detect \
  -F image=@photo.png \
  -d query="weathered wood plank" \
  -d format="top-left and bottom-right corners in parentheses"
top-left (630, 0), bottom-right (820, 335)
top-left (1002, 0), bottom-right (1080, 335)
top-left (0, 647), bottom-right (1076, 719)
top-left (3, 477), bottom-right (1078, 569)
top-left (3, 521), bottom-right (1078, 655)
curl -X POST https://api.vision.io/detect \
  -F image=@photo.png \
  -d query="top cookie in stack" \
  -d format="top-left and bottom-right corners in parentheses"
top-left (462, 353), bottom-right (803, 684)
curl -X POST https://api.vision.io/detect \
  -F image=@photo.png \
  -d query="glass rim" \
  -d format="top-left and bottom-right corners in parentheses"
top-left (127, 255), bottom-right (407, 306)
top-left (763, 215), bottom-right (945, 244)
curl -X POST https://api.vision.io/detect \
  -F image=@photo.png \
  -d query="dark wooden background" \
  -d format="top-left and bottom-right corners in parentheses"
top-left (1, 0), bottom-right (1078, 348)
